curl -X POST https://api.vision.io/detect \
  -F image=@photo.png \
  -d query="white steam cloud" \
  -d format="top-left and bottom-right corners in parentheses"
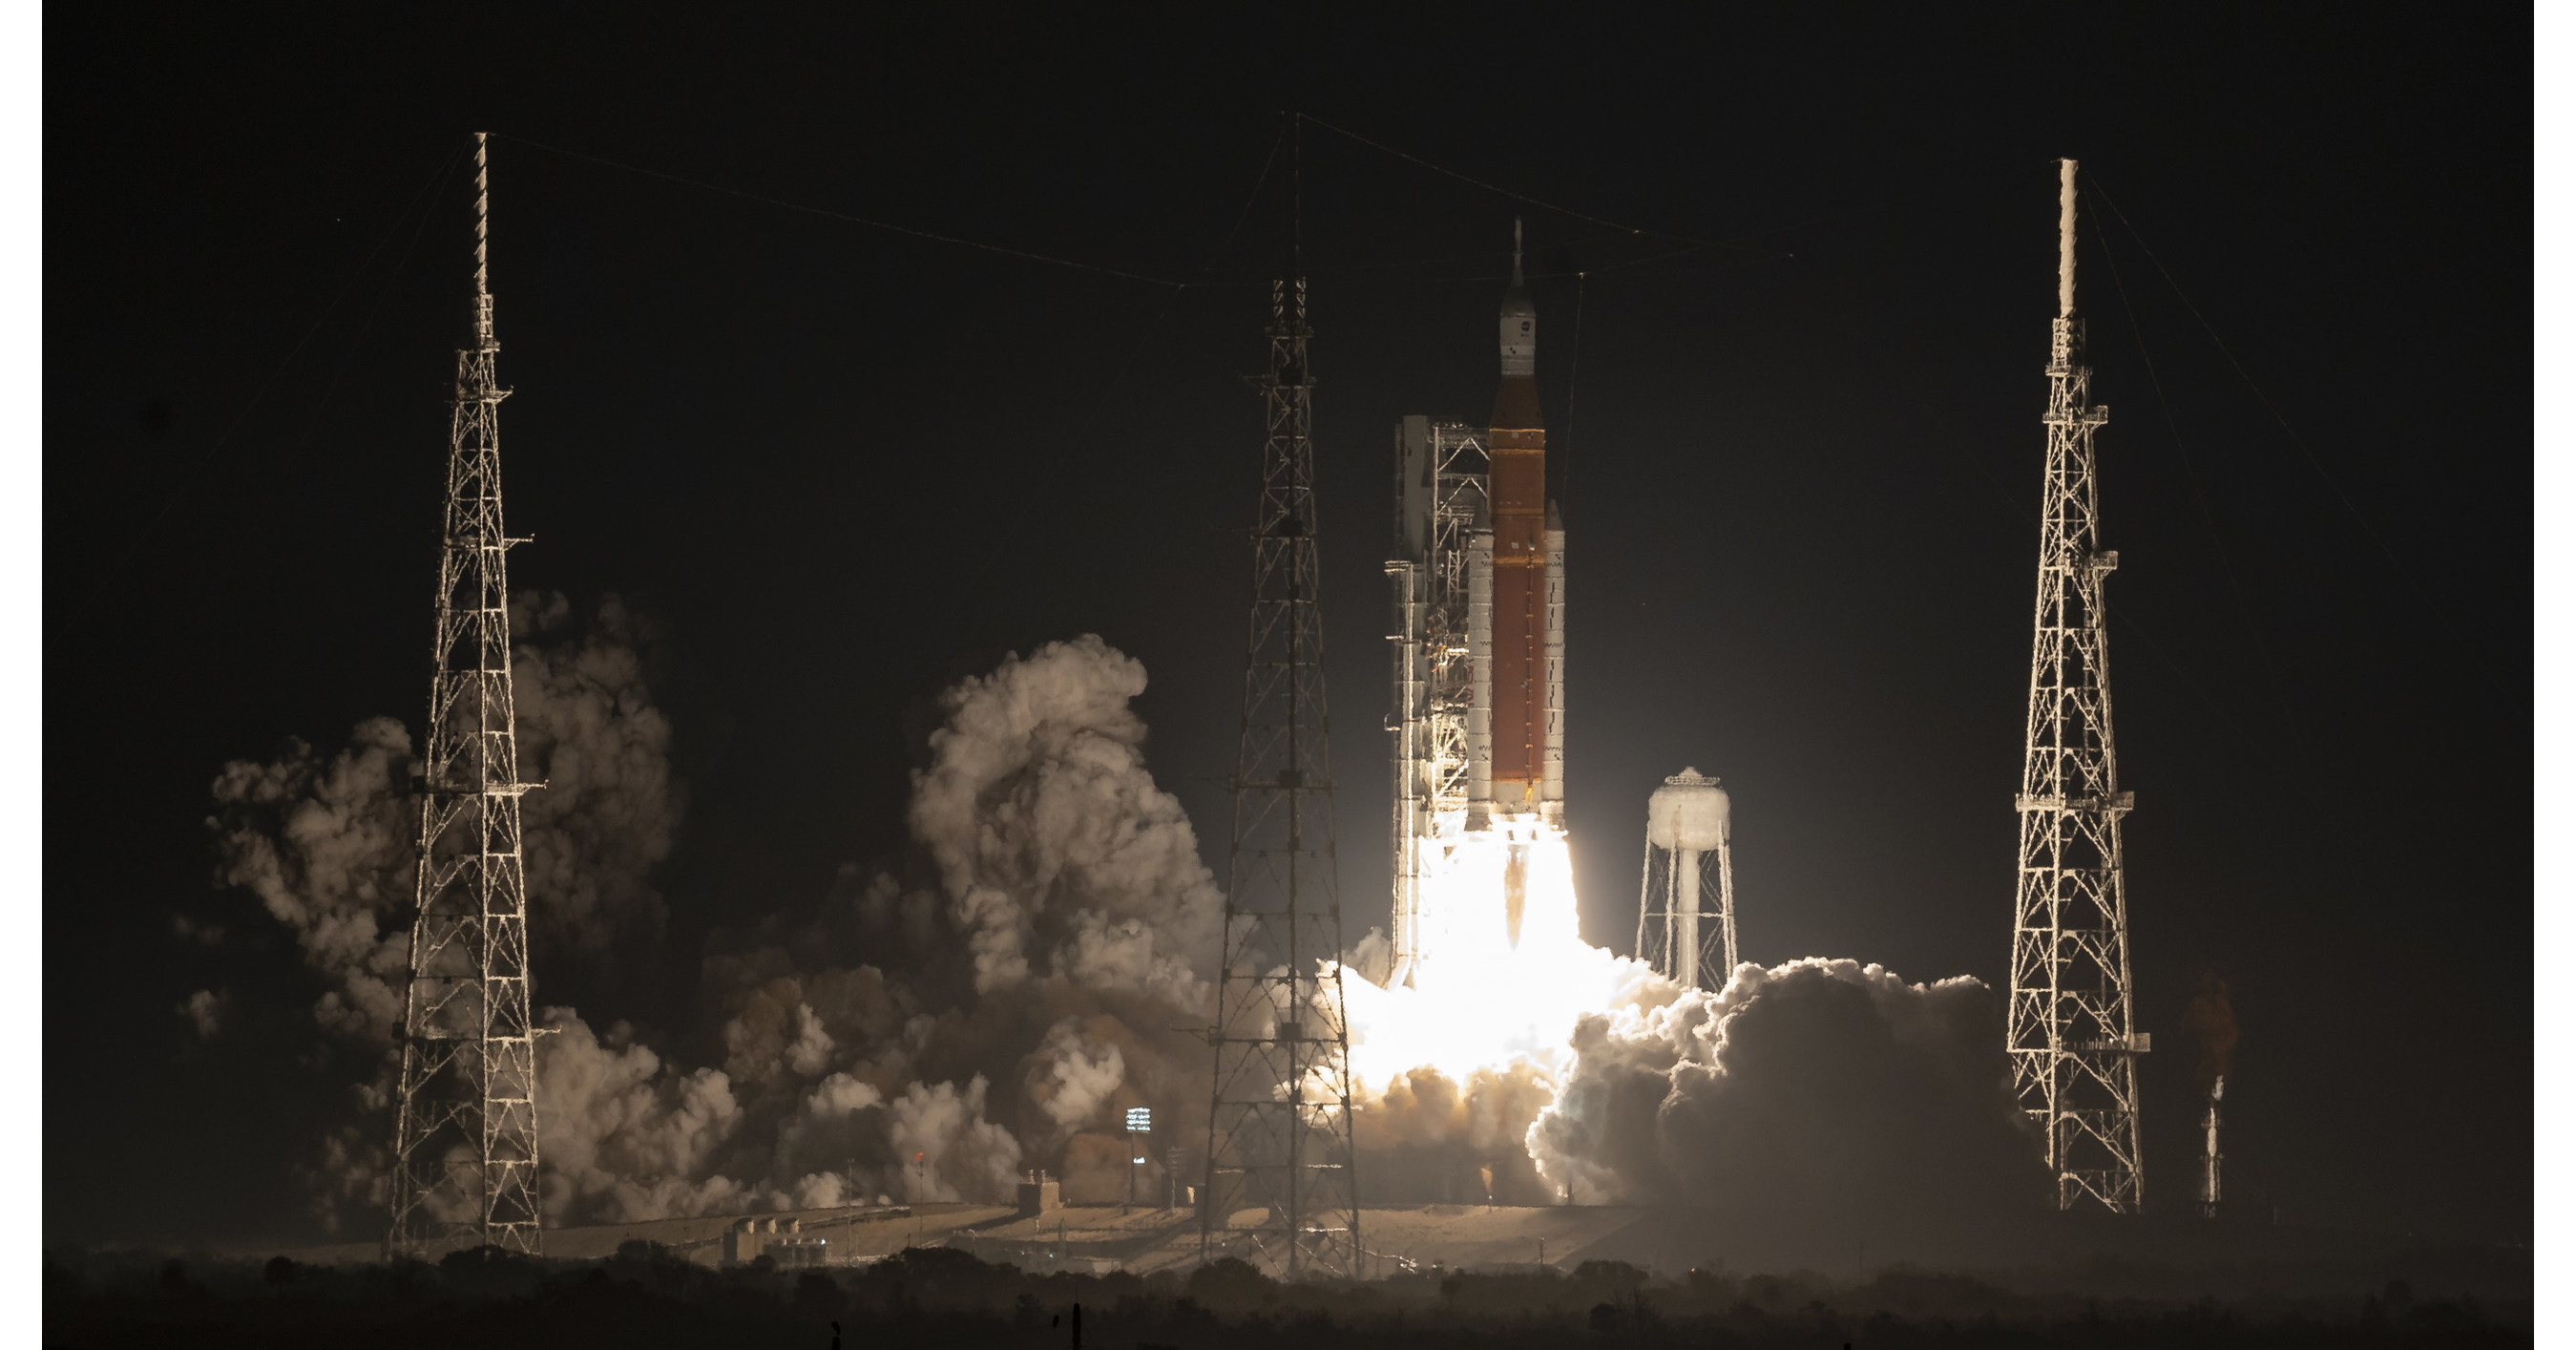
top-left (206, 714), bottom-right (417, 1046)
top-left (534, 636), bottom-right (1221, 1223)
top-left (199, 594), bottom-right (683, 1232)
top-left (203, 592), bottom-right (679, 1052)
top-left (508, 593), bottom-right (681, 972)
top-left (212, 631), bottom-right (1224, 1230)
top-left (1527, 958), bottom-right (2047, 1231)
top-left (213, 624), bottom-right (2047, 1242)
top-left (911, 635), bottom-right (1219, 1005)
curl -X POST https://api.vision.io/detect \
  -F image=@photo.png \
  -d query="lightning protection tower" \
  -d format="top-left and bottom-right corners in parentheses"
top-left (2006, 158), bottom-right (2147, 1213)
top-left (389, 132), bottom-right (544, 1258)
top-left (1636, 768), bottom-right (1734, 989)
top-left (1203, 156), bottom-right (1360, 1278)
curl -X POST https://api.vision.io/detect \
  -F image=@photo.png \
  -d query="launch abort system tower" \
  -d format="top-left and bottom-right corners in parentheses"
top-left (1202, 261), bottom-right (1361, 1278)
top-left (2006, 158), bottom-right (2147, 1213)
top-left (388, 134), bottom-right (545, 1258)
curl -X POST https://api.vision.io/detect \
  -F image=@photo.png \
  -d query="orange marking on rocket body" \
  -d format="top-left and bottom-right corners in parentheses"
top-left (1490, 396), bottom-right (1546, 797)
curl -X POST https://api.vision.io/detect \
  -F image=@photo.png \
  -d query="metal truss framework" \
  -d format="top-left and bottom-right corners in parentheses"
top-left (389, 133), bottom-right (544, 1258)
top-left (1384, 418), bottom-right (1490, 990)
top-left (2007, 158), bottom-right (2146, 1214)
top-left (1202, 276), bottom-right (1361, 1279)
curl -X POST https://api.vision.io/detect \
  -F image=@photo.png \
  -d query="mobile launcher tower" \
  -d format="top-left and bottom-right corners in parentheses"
top-left (1383, 222), bottom-right (1565, 988)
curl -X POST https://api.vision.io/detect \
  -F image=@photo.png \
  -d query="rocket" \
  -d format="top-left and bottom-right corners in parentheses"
top-left (1467, 221), bottom-right (1566, 940)
top-left (1381, 221), bottom-right (1568, 982)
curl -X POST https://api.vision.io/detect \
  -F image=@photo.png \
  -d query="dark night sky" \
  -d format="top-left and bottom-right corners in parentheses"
top-left (45, 8), bottom-right (2529, 1249)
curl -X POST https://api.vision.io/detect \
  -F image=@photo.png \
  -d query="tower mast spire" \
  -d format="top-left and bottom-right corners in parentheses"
top-left (2006, 158), bottom-right (2146, 1213)
top-left (1203, 168), bottom-right (1361, 1279)
top-left (389, 131), bottom-right (544, 1257)
top-left (472, 132), bottom-right (494, 350)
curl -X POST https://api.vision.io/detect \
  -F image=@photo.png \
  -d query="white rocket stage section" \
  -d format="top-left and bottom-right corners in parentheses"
top-left (1384, 224), bottom-right (1565, 990)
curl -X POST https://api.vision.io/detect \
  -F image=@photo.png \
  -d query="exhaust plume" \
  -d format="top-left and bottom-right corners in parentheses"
top-left (2182, 972), bottom-right (2238, 1092)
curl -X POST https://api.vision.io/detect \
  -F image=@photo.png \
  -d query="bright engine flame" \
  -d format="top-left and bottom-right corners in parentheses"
top-left (1343, 821), bottom-right (1668, 1097)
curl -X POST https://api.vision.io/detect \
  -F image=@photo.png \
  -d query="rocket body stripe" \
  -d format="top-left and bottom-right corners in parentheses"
top-left (1541, 518), bottom-right (1564, 816)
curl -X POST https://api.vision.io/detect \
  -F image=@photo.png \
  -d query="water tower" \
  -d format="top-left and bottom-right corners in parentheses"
top-left (1636, 769), bottom-right (1735, 989)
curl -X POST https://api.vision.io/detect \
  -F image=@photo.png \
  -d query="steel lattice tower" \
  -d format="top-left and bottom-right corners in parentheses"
top-left (1200, 250), bottom-right (1361, 1277)
top-left (389, 132), bottom-right (544, 1257)
top-left (2006, 158), bottom-right (2146, 1213)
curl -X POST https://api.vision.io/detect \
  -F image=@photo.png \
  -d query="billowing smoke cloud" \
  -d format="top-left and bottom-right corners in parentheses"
top-left (545, 636), bottom-right (1222, 1222)
top-left (508, 593), bottom-right (681, 975)
top-left (1351, 1062), bottom-right (1561, 1204)
top-left (205, 714), bottom-right (418, 1047)
top-left (211, 621), bottom-right (2060, 1242)
top-left (211, 633), bottom-right (1225, 1231)
top-left (1356, 1064), bottom-right (1556, 1157)
top-left (1527, 959), bottom-right (2046, 1232)
top-left (202, 591), bottom-right (680, 1052)
top-left (534, 1011), bottom-right (754, 1223)
top-left (909, 634), bottom-right (1219, 1006)
top-left (199, 594), bottom-right (683, 1233)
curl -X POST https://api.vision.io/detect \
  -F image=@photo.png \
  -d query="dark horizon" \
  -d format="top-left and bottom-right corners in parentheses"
top-left (45, 10), bottom-right (2531, 1253)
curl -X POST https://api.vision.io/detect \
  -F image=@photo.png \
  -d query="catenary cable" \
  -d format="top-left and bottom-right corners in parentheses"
top-left (87, 143), bottom-right (467, 603)
top-left (2085, 176), bottom-right (2498, 688)
top-left (1295, 112), bottom-right (1758, 253)
top-left (496, 133), bottom-right (1191, 289)
top-left (2087, 186), bottom-right (2301, 729)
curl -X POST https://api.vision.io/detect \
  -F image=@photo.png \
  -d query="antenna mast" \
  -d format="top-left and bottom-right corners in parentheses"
top-left (389, 132), bottom-right (544, 1257)
top-left (1203, 128), bottom-right (1362, 1276)
top-left (2006, 158), bottom-right (2146, 1213)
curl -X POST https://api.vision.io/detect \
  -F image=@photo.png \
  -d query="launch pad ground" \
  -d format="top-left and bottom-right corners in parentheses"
top-left (256, 1199), bottom-right (2524, 1306)
top-left (947, 1202), bottom-right (1651, 1276)
top-left (265, 1203), bottom-right (1645, 1275)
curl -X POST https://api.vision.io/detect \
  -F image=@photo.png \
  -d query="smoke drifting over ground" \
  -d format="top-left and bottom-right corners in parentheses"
top-left (200, 594), bottom-right (683, 1227)
top-left (1528, 959), bottom-right (2047, 1234)
top-left (203, 593), bottom-right (678, 1056)
top-left (207, 628), bottom-right (1218, 1231)
top-left (208, 623), bottom-right (2047, 1244)
top-left (557, 634), bottom-right (1224, 1223)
